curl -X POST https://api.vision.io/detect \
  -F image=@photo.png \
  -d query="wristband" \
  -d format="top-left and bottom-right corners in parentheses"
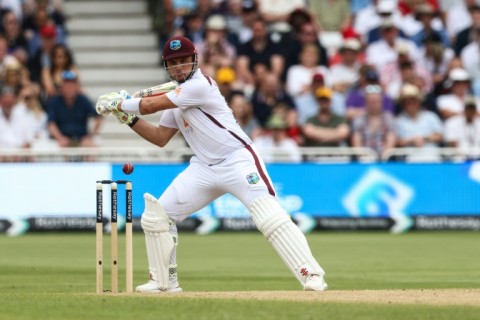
top-left (128, 116), bottom-right (140, 128)
top-left (121, 98), bottom-right (141, 114)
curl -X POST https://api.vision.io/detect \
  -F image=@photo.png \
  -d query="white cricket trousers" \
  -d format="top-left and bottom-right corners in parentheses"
top-left (159, 145), bottom-right (276, 221)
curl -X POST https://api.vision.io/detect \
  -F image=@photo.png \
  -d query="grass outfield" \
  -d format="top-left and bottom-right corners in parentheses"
top-left (0, 232), bottom-right (479, 319)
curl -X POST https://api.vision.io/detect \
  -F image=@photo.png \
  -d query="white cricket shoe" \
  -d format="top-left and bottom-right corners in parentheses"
top-left (135, 280), bottom-right (183, 293)
top-left (303, 274), bottom-right (328, 291)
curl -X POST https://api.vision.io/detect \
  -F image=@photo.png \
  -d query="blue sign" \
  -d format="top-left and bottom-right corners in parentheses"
top-left (112, 162), bottom-right (480, 219)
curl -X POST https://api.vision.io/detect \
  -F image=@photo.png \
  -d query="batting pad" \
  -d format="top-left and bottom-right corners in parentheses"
top-left (250, 196), bottom-right (325, 285)
top-left (141, 194), bottom-right (174, 289)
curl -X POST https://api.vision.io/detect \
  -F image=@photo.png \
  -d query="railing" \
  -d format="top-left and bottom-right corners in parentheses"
top-left (1, 146), bottom-right (478, 163)
top-left (0, 146), bottom-right (378, 163)
top-left (0, 147), bottom-right (173, 163)
top-left (380, 147), bottom-right (480, 162)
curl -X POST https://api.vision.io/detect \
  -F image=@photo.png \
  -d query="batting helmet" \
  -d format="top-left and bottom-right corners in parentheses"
top-left (162, 36), bottom-right (198, 82)
top-left (162, 36), bottom-right (197, 61)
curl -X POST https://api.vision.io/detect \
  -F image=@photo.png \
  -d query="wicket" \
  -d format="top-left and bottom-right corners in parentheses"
top-left (96, 180), bottom-right (133, 294)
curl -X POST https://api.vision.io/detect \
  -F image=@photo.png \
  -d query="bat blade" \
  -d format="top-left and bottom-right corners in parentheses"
top-left (133, 81), bottom-right (177, 98)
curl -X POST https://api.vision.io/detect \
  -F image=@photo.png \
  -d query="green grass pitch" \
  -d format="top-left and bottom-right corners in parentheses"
top-left (0, 232), bottom-right (479, 320)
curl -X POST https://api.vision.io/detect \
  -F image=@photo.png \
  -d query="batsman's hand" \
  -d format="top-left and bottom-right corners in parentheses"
top-left (96, 90), bottom-right (131, 116)
top-left (112, 110), bottom-right (137, 126)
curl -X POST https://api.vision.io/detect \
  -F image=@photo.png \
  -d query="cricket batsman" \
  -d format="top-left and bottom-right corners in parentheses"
top-left (96, 36), bottom-right (327, 292)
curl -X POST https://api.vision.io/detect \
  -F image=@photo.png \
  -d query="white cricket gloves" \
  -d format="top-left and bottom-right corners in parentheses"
top-left (96, 90), bottom-right (137, 126)
top-left (95, 90), bottom-right (132, 116)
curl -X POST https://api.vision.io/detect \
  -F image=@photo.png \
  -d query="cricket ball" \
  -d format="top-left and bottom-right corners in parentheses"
top-left (122, 162), bottom-right (134, 175)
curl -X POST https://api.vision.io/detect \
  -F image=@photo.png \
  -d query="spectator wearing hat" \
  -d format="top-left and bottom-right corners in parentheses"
top-left (285, 43), bottom-right (331, 98)
top-left (459, 26), bottom-right (480, 97)
top-left (47, 71), bottom-right (103, 151)
top-left (329, 38), bottom-right (363, 94)
top-left (295, 72), bottom-right (346, 124)
top-left (365, 17), bottom-right (420, 73)
top-left (253, 113), bottom-right (302, 163)
top-left (444, 96), bottom-right (480, 155)
top-left (436, 68), bottom-right (477, 120)
top-left (351, 84), bottom-right (397, 157)
top-left (395, 83), bottom-right (443, 150)
top-left (215, 66), bottom-right (237, 99)
top-left (196, 14), bottom-right (236, 78)
top-left (364, 1), bottom-right (410, 45)
top-left (235, 17), bottom-right (285, 88)
top-left (345, 66), bottom-right (395, 120)
top-left (354, 0), bottom-right (403, 42)
top-left (410, 3), bottom-right (450, 48)
top-left (302, 87), bottom-right (350, 147)
top-left (227, 90), bottom-right (261, 139)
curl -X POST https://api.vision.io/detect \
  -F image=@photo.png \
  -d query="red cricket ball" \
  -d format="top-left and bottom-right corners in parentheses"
top-left (122, 162), bottom-right (134, 175)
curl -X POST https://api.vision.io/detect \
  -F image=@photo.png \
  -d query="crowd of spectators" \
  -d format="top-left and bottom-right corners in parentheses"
top-left (154, 0), bottom-right (480, 162)
top-left (0, 0), bottom-right (101, 161)
top-left (3, 0), bottom-right (480, 163)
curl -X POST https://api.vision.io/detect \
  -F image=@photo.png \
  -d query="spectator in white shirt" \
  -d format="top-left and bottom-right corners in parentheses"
top-left (436, 68), bottom-right (478, 120)
top-left (445, 97), bottom-right (480, 155)
top-left (286, 43), bottom-right (330, 98)
top-left (0, 86), bottom-right (33, 161)
top-left (365, 17), bottom-right (419, 73)
top-left (395, 84), bottom-right (443, 149)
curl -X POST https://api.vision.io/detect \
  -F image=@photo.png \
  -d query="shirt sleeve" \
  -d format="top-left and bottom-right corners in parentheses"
top-left (166, 76), bottom-right (209, 110)
top-left (159, 109), bottom-right (178, 129)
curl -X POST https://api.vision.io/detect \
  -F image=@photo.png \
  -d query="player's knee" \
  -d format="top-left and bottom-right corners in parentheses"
top-left (141, 193), bottom-right (172, 233)
top-left (250, 195), bottom-right (291, 238)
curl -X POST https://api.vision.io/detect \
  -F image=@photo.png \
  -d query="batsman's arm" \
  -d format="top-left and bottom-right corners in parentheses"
top-left (129, 118), bottom-right (178, 148)
top-left (120, 93), bottom-right (177, 115)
